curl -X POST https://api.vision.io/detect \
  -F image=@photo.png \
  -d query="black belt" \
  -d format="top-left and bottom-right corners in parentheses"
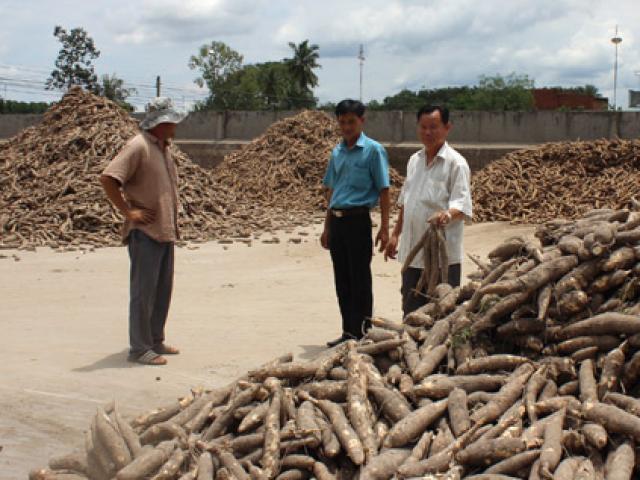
top-left (330, 207), bottom-right (370, 218)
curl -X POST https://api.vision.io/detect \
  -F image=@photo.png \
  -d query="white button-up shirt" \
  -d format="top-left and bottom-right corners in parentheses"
top-left (397, 142), bottom-right (473, 269)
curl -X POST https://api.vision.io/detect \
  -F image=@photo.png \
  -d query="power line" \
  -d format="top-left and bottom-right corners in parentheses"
top-left (0, 63), bottom-right (195, 89)
top-left (0, 63), bottom-right (208, 97)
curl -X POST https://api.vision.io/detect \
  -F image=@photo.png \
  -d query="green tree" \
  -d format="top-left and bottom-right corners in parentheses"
top-left (257, 62), bottom-right (292, 109)
top-left (189, 41), bottom-right (243, 106)
top-left (579, 84), bottom-right (600, 97)
top-left (379, 89), bottom-right (422, 110)
top-left (195, 64), bottom-right (264, 111)
top-left (416, 86), bottom-right (476, 110)
top-left (190, 40), bottom-right (320, 111)
top-left (468, 73), bottom-right (534, 110)
top-left (97, 74), bottom-right (136, 111)
top-left (0, 99), bottom-right (50, 114)
top-left (46, 26), bottom-right (100, 91)
top-left (318, 101), bottom-right (337, 112)
top-left (547, 84), bottom-right (601, 97)
top-left (285, 40), bottom-right (320, 96)
top-left (368, 74), bottom-right (535, 111)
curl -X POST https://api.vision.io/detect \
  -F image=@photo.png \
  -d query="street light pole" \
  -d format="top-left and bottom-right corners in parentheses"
top-left (611, 25), bottom-right (622, 110)
top-left (358, 44), bottom-right (365, 102)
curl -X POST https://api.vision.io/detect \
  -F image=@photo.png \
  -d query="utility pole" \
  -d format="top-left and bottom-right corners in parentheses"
top-left (358, 44), bottom-right (365, 102)
top-left (611, 26), bottom-right (622, 110)
top-left (156, 75), bottom-right (161, 97)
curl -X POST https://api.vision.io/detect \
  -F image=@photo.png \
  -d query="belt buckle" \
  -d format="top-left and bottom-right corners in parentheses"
top-left (333, 210), bottom-right (344, 218)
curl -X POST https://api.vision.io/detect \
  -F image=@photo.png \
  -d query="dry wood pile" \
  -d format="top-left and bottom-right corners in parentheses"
top-left (32, 207), bottom-right (640, 479)
top-left (211, 111), bottom-right (403, 217)
top-left (472, 138), bottom-right (640, 224)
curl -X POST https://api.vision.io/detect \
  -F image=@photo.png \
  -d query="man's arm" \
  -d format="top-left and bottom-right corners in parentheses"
top-left (320, 188), bottom-right (333, 250)
top-left (430, 208), bottom-right (463, 226)
top-left (431, 160), bottom-right (472, 227)
top-left (100, 175), bottom-right (155, 224)
top-left (384, 205), bottom-right (403, 261)
top-left (375, 188), bottom-right (390, 252)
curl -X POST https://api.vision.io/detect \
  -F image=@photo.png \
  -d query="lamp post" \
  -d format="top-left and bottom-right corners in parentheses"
top-left (358, 44), bottom-right (365, 102)
top-left (611, 26), bottom-right (622, 110)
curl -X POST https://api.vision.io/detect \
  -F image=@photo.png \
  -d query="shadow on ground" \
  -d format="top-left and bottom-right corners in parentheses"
top-left (297, 344), bottom-right (327, 360)
top-left (72, 349), bottom-right (136, 372)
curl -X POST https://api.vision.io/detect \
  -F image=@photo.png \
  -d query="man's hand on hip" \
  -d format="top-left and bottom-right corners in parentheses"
top-left (126, 207), bottom-right (156, 225)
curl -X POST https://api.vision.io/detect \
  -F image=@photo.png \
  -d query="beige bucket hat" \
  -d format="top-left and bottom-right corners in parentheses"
top-left (139, 97), bottom-right (187, 130)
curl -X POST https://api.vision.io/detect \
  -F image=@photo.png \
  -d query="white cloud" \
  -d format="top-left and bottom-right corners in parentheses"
top-left (109, 0), bottom-right (265, 45)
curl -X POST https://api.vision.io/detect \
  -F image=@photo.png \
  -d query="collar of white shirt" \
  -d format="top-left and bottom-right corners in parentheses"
top-left (422, 141), bottom-right (450, 165)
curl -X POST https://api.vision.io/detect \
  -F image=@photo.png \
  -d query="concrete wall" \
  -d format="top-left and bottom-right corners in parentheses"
top-left (0, 114), bottom-right (44, 138)
top-left (175, 139), bottom-right (523, 175)
top-left (2, 110), bottom-right (639, 143)
top-left (171, 110), bottom-right (640, 143)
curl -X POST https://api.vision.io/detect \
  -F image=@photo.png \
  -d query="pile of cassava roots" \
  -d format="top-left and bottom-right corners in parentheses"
top-left (0, 88), bottom-right (401, 252)
top-left (471, 138), bottom-right (640, 224)
top-left (31, 206), bottom-right (640, 479)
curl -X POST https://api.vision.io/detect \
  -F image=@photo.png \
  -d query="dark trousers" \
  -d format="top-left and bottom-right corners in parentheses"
top-left (328, 213), bottom-right (373, 338)
top-left (127, 229), bottom-right (174, 356)
top-left (401, 264), bottom-right (461, 316)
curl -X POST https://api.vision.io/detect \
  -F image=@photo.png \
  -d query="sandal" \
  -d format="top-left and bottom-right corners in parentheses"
top-left (153, 343), bottom-right (180, 355)
top-left (128, 350), bottom-right (167, 365)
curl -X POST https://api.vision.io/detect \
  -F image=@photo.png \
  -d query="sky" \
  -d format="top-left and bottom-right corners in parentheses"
top-left (1, 0), bottom-right (639, 111)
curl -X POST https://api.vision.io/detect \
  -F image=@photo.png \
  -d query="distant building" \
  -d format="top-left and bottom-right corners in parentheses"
top-left (532, 88), bottom-right (608, 111)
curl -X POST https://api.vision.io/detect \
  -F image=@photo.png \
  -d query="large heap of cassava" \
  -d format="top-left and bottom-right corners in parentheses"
top-left (32, 207), bottom-right (640, 479)
top-left (472, 138), bottom-right (640, 224)
top-left (0, 88), bottom-right (401, 251)
top-left (0, 87), bottom-right (224, 249)
top-left (214, 111), bottom-right (402, 213)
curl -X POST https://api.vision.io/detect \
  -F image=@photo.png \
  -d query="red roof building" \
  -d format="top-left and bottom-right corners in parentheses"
top-left (533, 88), bottom-right (608, 111)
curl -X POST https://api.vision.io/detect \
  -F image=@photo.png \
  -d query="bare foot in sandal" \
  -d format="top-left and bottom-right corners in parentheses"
top-left (153, 343), bottom-right (180, 355)
top-left (128, 350), bottom-right (167, 365)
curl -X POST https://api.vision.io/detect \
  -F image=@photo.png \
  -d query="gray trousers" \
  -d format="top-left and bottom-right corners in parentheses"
top-left (128, 229), bottom-right (174, 356)
top-left (401, 264), bottom-right (461, 317)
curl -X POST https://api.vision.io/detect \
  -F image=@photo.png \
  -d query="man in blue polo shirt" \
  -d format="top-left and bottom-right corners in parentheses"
top-left (321, 99), bottom-right (391, 347)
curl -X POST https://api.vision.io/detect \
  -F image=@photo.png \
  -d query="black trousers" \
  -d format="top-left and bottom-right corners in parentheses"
top-left (328, 213), bottom-right (373, 338)
top-left (401, 264), bottom-right (461, 317)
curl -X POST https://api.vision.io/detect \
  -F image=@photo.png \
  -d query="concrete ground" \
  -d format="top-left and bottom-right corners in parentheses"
top-left (0, 219), bottom-right (534, 478)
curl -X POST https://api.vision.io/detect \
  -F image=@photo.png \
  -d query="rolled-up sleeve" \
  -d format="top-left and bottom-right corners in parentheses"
top-left (371, 145), bottom-right (390, 191)
top-left (102, 137), bottom-right (142, 185)
top-left (448, 161), bottom-right (473, 219)
top-left (397, 183), bottom-right (407, 207)
top-left (322, 153), bottom-right (336, 189)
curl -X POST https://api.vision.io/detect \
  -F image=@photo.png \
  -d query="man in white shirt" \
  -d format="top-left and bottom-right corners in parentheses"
top-left (385, 105), bottom-right (472, 316)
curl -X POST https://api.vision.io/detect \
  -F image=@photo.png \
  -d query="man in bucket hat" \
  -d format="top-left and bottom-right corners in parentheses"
top-left (100, 97), bottom-right (186, 365)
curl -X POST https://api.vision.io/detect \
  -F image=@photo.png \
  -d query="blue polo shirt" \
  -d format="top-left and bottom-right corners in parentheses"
top-left (322, 133), bottom-right (390, 209)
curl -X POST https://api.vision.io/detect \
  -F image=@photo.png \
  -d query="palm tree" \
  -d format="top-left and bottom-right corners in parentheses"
top-left (98, 74), bottom-right (136, 110)
top-left (285, 40), bottom-right (320, 95)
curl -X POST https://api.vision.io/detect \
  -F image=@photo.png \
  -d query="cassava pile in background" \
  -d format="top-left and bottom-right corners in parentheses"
top-left (0, 87), bottom-right (234, 250)
top-left (472, 138), bottom-right (640, 224)
top-left (213, 112), bottom-right (401, 215)
top-left (0, 88), bottom-right (400, 251)
top-left (32, 207), bottom-right (640, 479)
